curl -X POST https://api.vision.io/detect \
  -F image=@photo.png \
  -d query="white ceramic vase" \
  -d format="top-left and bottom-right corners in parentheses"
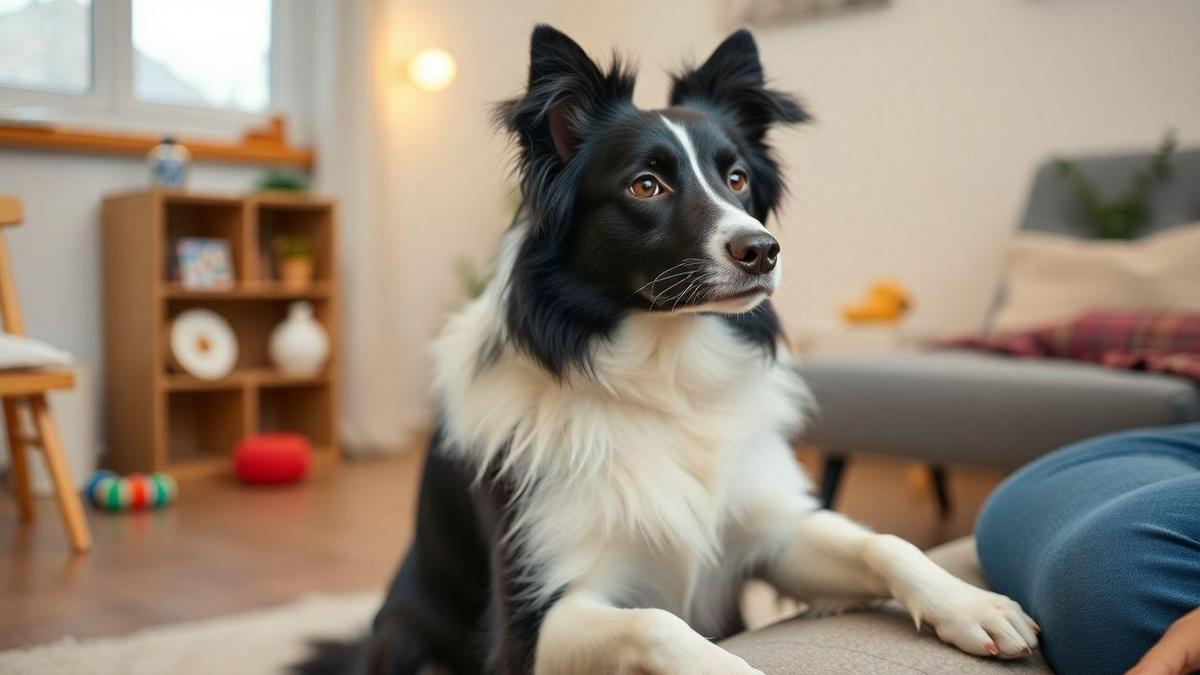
top-left (269, 301), bottom-right (329, 377)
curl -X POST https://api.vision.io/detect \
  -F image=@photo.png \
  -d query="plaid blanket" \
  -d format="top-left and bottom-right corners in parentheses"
top-left (945, 310), bottom-right (1200, 380)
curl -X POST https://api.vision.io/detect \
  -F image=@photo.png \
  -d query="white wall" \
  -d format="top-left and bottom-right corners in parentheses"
top-left (0, 153), bottom-right (266, 465)
top-left (371, 0), bottom-right (1199, 429)
top-left (759, 0), bottom-right (1200, 333)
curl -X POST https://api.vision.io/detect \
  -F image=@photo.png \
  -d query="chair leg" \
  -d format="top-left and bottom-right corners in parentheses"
top-left (819, 453), bottom-right (848, 510)
top-left (929, 464), bottom-right (952, 519)
top-left (29, 395), bottom-right (90, 553)
top-left (2, 397), bottom-right (34, 522)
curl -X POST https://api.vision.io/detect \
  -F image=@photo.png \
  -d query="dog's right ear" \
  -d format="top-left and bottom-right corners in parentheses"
top-left (496, 25), bottom-right (634, 164)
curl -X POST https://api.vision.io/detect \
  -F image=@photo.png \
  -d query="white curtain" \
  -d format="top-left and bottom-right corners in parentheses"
top-left (312, 0), bottom-right (422, 456)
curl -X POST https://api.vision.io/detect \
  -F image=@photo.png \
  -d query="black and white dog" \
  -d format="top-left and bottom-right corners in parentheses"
top-left (307, 25), bottom-right (1038, 675)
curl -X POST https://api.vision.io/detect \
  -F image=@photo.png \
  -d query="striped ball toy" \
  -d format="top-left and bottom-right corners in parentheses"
top-left (85, 470), bottom-right (178, 511)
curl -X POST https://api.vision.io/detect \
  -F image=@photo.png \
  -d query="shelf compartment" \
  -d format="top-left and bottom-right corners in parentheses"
top-left (166, 389), bottom-right (247, 466)
top-left (163, 195), bottom-right (247, 284)
top-left (254, 201), bottom-right (334, 283)
top-left (258, 385), bottom-right (333, 448)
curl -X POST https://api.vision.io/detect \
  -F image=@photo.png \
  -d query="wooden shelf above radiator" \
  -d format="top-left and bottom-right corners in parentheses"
top-left (0, 115), bottom-right (313, 169)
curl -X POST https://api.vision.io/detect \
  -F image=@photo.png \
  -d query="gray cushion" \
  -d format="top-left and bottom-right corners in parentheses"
top-left (723, 538), bottom-right (1052, 674)
top-left (985, 148), bottom-right (1200, 329)
top-left (1018, 148), bottom-right (1200, 239)
top-left (798, 350), bottom-right (1200, 468)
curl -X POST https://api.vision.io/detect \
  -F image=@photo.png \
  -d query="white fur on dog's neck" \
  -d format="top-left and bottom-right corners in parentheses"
top-left (433, 225), bottom-right (811, 618)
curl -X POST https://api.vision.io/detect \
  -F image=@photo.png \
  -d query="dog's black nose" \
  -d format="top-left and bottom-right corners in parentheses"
top-left (726, 232), bottom-right (780, 275)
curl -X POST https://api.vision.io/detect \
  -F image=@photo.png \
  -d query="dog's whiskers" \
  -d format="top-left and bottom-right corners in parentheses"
top-left (652, 272), bottom-right (699, 306)
top-left (671, 281), bottom-right (697, 311)
top-left (627, 258), bottom-right (705, 303)
top-left (635, 260), bottom-right (696, 294)
top-left (683, 278), bottom-right (709, 307)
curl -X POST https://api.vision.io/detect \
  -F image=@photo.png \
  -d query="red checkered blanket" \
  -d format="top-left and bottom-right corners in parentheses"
top-left (945, 310), bottom-right (1200, 380)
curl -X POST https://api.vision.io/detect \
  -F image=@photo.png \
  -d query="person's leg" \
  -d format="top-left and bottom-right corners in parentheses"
top-left (1032, 475), bottom-right (1200, 672)
top-left (976, 423), bottom-right (1200, 674)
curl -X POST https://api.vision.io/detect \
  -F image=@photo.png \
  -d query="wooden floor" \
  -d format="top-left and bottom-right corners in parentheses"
top-left (0, 445), bottom-right (1006, 650)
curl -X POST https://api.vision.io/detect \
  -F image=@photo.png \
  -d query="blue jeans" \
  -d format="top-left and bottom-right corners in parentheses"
top-left (975, 424), bottom-right (1200, 675)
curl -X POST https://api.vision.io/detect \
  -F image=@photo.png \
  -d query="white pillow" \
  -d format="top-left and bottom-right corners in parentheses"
top-left (992, 223), bottom-right (1200, 333)
top-left (0, 333), bottom-right (73, 370)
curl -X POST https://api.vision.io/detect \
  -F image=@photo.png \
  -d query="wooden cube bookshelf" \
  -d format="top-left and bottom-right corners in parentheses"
top-left (101, 189), bottom-right (339, 478)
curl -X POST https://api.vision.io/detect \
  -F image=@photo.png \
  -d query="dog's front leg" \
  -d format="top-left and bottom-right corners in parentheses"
top-left (761, 510), bottom-right (1039, 659)
top-left (535, 590), bottom-right (762, 675)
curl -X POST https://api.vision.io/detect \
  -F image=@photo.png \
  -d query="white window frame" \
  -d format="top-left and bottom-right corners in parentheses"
top-left (0, 0), bottom-right (311, 140)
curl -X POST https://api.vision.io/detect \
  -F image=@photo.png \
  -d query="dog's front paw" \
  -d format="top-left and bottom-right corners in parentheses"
top-left (631, 609), bottom-right (764, 675)
top-left (904, 579), bottom-right (1039, 659)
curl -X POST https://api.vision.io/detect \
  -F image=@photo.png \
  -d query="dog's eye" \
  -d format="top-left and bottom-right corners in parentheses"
top-left (728, 170), bottom-right (748, 192)
top-left (629, 175), bottom-right (663, 199)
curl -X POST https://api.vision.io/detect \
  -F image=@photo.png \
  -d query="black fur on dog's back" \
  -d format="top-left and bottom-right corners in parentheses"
top-left (294, 429), bottom-right (552, 675)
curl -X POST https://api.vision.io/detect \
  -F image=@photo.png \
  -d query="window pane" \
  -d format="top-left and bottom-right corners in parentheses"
top-left (132, 0), bottom-right (271, 112)
top-left (0, 0), bottom-right (92, 95)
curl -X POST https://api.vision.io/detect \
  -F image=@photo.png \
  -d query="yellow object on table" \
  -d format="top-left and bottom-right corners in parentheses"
top-left (841, 278), bottom-right (912, 324)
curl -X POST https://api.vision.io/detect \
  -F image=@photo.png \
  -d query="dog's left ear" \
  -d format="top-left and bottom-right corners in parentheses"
top-left (671, 30), bottom-right (808, 221)
top-left (670, 30), bottom-right (809, 141)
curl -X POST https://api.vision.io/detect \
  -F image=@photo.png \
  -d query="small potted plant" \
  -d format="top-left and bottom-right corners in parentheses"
top-left (256, 170), bottom-right (310, 195)
top-left (272, 234), bottom-right (315, 290)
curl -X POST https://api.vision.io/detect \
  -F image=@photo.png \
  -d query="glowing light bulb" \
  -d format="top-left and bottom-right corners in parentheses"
top-left (407, 48), bottom-right (457, 92)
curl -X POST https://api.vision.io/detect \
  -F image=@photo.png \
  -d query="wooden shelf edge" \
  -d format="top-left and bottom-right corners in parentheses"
top-left (106, 189), bottom-right (332, 208)
top-left (0, 124), bottom-right (313, 169)
top-left (163, 368), bottom-right (331, 392)
top-left (161, 281), bottom-right (332, 300)
top-left (252, 192), bottom-right (335, 209)
top-left (167, 456), bottom-right (230, 481)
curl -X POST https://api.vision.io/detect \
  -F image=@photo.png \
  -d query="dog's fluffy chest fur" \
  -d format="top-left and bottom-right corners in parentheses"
top-left (433, 229), bottom-right (814, 632)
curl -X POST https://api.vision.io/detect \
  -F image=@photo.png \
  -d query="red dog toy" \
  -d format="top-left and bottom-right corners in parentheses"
top-left (234, 433), bottom-right (312, 484)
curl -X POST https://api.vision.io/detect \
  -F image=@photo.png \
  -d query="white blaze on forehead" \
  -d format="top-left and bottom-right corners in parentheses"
top-left (659, 115), bottom-right (767, 234)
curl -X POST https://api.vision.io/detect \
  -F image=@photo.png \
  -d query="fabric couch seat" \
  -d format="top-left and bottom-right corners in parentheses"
top-left (800, 350), bottom-right (1200, 469)
top-left (722, 538), bottom-right (1052, 674)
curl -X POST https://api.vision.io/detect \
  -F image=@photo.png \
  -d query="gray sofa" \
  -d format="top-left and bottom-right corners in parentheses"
top-left (800, 149), bottom-right (1200, 509)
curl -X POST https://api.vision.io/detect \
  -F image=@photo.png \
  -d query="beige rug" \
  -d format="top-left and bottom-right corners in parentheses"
top-left (0, 586), bottom-right (798, 675)
top-left (0, 592), bottom-right (381, 675)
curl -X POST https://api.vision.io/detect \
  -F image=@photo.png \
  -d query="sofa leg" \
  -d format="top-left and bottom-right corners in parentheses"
top-left (929, 464), bottom-right (951, 519)
top-left (819, 454), bottom-right (848, 510)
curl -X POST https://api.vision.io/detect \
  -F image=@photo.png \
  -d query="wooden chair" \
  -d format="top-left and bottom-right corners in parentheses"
top-left (0, 195), bottom-right (91, 553)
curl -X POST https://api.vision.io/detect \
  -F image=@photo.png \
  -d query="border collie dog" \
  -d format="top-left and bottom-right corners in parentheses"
top-left (310, 25), bottom-right (1038, 675)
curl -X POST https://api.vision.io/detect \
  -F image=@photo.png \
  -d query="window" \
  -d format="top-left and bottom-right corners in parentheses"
top-left (0, 0), bottom-right (93, 95)
top-left (0, 0), bottom-right (298, 135)
top-left (132, 0), bottom-right (272, 113)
